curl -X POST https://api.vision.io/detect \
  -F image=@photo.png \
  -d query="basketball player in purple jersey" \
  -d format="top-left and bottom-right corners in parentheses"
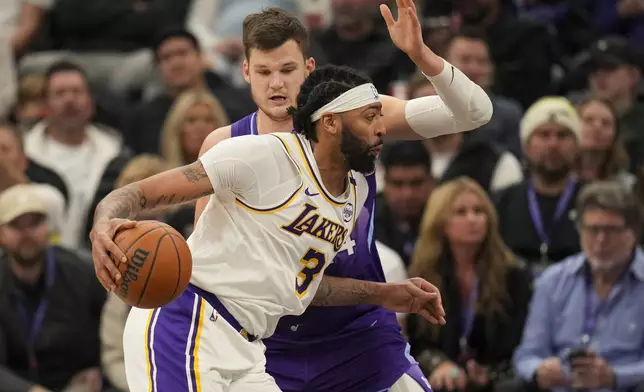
top-left (195, 1), bottom-right (493, 390)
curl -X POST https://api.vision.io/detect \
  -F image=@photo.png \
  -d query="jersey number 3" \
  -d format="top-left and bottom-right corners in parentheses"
top-left (295, 248), bottom-right (327, 298)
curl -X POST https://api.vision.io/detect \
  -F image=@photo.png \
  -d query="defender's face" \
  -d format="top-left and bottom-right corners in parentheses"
top-left (243, 40), bottom-right (315, 122)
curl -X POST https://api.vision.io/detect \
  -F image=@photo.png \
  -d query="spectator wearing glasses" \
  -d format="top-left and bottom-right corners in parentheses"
top-left (508, 181), bottom-right (644, 392)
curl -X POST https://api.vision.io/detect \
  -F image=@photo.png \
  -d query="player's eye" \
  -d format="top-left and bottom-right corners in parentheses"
top-left (282, 68), bottom-right (294, 74)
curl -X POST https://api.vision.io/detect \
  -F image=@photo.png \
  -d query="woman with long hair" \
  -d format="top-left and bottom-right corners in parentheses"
top-left (577, 98), bottom-right (635, 187)
top-left (160, 90), bottom-right (229, 167)
top-left (407, 177), bottom-right (532, 392)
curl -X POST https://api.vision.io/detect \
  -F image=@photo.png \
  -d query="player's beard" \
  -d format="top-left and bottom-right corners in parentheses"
top-left (340, 124), bottom-right (379, 174)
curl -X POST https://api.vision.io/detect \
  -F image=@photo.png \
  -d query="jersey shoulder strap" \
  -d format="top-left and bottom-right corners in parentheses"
top-left (231, 111), bottom-right (258, 138)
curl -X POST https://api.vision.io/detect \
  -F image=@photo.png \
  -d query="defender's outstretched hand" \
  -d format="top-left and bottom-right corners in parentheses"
top-left (380, 277), bottom-right (446, 324)
top-left (380, 0), bottom-right (427, 60)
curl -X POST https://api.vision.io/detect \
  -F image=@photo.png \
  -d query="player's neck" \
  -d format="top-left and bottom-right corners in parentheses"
top-left (312, 140), bottom-right (350, 197)
top-left (257, 110), bottom-right (294, 134)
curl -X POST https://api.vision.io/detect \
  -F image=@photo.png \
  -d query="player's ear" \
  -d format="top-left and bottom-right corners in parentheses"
top-left (305, 57), bottom-right (315, 76)
top-left (321, 113), bottom-right (340, 136)
top-left (242, 59), bottom-right (251, 84)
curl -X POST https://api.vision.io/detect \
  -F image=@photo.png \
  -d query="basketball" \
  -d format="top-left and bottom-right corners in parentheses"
top-left (113, 220), bottom-right (192, 309)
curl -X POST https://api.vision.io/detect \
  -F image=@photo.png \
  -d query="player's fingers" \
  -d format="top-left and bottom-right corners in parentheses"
top-left (424, 302), bottom-right (446, 324)
top-left (97, 236), bottom-right (123, 281)
top-left (380, 4), bottom-right (395, 27)
top-left (102, 245), bottom-right (123, 282)
top-left (417, 308), bottom-right (440, 324)
top-left (407, 7), bottom-right (419, 26)
top-left (409, 0), bottom-right (417, 14)
top-left (97, 264), bottom-right (115, 291)
top-left (432, 296), bottom-right (446, 316)
top-left (408, 282), bottom-right (438, 302)
top-left (102, 232), bottom-right (128, 264)
top-left (93, 264), bottom-right (110, 291)
top-left (115, 219), bottom-right (137, 232)
top-left (400, 0), bottom-right (414, 14)
top-left (412, 277), bottom-right (441, 294)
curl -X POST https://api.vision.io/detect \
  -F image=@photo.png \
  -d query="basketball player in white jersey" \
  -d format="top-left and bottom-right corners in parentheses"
top-left (89, 60), bottom-right (447, 392)
top-left (188, 2), bottom-right (493, 389)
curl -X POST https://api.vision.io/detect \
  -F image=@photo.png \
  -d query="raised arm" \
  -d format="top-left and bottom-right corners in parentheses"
top-left (379, 0), bottom-right (493, 140)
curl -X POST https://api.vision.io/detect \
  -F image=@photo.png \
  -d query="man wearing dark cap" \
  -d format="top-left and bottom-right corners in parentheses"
top-left (586, 36), bottom-right (644, 171)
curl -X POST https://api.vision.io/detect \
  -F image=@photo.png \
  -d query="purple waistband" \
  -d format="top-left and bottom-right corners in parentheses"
top-left (188, 284), bottom-right (257, 342)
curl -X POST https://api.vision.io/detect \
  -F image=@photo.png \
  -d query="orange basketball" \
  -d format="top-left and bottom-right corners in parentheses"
top-left (113, 220), bottom-right (192, 309)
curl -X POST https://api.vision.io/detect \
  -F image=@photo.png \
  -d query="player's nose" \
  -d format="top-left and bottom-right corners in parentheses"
top-left (374, 118), bottom-right (386, 138)
top-left (269, 73), bottom-right (285, 88)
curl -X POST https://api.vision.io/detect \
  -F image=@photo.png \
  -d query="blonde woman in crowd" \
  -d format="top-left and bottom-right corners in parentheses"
top-left (577, 97), bottom-right (636, 188)
top-left (406, 177), bottom-right (532, 392)
top-left (100, 154), bottom-right (171, 392)
top-left (160, 90), bottom-right (229, 167)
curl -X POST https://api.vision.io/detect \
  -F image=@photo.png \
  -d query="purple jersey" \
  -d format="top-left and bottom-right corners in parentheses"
top-left (229, 113), bottom-right (429, 392)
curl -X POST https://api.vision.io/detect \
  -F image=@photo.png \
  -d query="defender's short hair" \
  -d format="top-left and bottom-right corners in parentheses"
top-left (243, 8), bottom-right (309, 59)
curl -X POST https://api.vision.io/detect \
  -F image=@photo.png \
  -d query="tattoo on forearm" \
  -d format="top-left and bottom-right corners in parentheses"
top-left (94, 185), bottom-right (145, 222)
top-left (181, 163), bottom-right (209, 183)
top-left (311, 276), bottom-right (373, 307)
top-left (150, 191), bottom-right (212, 208)
top-left (93, 162), bottom-right (212, 224)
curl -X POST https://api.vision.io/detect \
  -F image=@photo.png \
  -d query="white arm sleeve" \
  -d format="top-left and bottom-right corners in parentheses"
top-left (198, 135), bottom-right (299, 206)
top-left (405, 58), bottom-right (494, 138)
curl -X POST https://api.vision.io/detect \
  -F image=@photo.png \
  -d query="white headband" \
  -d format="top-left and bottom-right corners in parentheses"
top-left (310, 83), bottom-right (380, 122)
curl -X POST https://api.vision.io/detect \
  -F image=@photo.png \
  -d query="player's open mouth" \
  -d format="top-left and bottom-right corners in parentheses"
top-left (369, 145), bottom-right (382, 155)
top-left (269, 95), bottom-right (287, 104)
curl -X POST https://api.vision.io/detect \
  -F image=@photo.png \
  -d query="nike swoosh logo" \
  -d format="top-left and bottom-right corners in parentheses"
top-left (450, 65), bottom-right (455, 86)
top-left (305, 187), bottom-right (319, 197)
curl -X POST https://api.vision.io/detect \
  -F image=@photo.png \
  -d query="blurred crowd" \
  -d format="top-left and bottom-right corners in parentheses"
top-left (0, 0), bottom-right (644, 391)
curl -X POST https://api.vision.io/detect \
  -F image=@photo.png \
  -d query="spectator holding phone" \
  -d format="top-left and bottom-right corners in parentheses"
top-left (502, 181), bottom-right (644, 392)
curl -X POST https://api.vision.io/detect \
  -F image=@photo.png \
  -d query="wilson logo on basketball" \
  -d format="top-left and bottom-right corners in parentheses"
top-left (118, 248), bottom-right (150, 298)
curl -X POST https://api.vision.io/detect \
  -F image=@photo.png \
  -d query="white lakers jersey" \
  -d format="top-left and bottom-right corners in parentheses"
top-left (188, 133), bottom-right (368, 339)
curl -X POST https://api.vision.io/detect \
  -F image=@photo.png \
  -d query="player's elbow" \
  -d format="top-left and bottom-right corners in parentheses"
top-left (462, 85), bottom-right (493, 131)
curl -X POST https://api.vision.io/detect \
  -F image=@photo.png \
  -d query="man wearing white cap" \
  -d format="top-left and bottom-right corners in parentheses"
top-left (0, 184), bottom-right (106, 392)
top-left (495, 96), bottom-right (584, 272)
